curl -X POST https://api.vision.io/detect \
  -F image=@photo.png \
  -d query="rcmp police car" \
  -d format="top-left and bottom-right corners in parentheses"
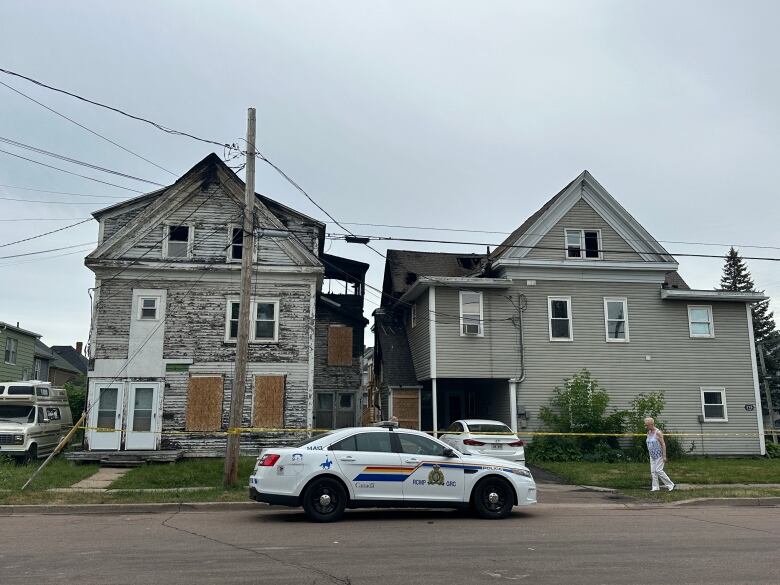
top-left (248, 422), bottom-right (537, 522)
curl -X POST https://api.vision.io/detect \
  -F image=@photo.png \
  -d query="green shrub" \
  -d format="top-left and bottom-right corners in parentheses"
top-left (525, 436), bottom-right (582, 462)
top-left (581, 440), bottom-right (624, 463)
top-left (64, 375), bottom-right (86, 418)
top-left (766, 441), bottom-right (780, 459)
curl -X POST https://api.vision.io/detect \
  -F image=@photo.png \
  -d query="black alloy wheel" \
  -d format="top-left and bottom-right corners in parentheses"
top-left (473, 477), bottom-right (514, 519)
top-left (302, 478), bottom-right (346, 523)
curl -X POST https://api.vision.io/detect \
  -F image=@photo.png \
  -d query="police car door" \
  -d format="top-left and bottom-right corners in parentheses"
top-left (396, 433), bottom-right (464, 503)
top-left (331, 431), bottom-right (404, 501)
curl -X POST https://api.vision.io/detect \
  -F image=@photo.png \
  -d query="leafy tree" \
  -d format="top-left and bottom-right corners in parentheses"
top-left (720, 247), bottom-right (779, 416)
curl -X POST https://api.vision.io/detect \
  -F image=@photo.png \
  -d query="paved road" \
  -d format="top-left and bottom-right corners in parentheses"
top-left (2, 501), bottom-right (778, 585)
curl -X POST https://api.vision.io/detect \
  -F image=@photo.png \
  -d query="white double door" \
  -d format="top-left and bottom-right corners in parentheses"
top-left (89, 382), bottom-right (160, 450)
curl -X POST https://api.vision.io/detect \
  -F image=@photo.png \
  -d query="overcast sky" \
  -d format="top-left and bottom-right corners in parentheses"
top-left (0, 0), bottom-right (778, 348)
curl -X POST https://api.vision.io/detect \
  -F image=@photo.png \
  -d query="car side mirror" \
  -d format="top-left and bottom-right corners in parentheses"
top-left (443, 448), bottom-right (456, 458)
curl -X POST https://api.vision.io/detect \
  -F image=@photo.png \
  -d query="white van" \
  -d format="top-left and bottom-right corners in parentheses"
top-left (0, 381), bottom-right (73, 462)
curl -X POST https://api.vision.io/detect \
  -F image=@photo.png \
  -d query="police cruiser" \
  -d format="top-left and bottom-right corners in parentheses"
top-left (248, 422), bottom-right (536, 522)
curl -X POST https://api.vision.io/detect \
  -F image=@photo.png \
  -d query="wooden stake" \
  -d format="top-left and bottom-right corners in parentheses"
top-left (22, 412), bottom-right (86, 491)
top-left (223, 108), bottom-right (256, 487)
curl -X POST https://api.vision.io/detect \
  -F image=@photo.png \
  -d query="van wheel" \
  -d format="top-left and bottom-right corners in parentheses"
top-left (23, 444), bottom-right (38, 464)
top-left (473, 477), bottom-right (514, 519)
top-left (302, 478), bottom-right (346, 522)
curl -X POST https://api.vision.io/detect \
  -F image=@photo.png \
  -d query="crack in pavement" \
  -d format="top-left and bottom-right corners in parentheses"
top-left (659, 512), bottom-right (779, 536)
top-left (160, 510), bottom-right (352, 585)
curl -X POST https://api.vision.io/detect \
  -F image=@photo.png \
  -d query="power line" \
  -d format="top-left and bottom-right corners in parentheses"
top-left (0, 241), bottom-right (96, 259)
top-left (0, 196), bottom-right (116, 205)
top-left (0, 148), bottom-right (144, 193)
top-left (326, 233), bottom-right (780, 263)
top-left (0, 136), bottom-right (165, 187)
top-left (0, 246), bottom-right (94, 268)
top-left (0, 67), bottom-right (238, 153)
top-left (0, 218), bottom-right (93, 248)
top-left (0, 216), bottom-right (92, 221)
top-left (0, 79), bottom-right (177, 177)
top-left (0, 184), bottom-right (125, 199)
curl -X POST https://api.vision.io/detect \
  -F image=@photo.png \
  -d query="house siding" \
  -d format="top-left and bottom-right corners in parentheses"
top-left (0, 329), bottom-right (37, 382)
top-left (431, 280), bottom-right (760, 455)
top-left (407, 290), bottom-right (431, 380)
top-left (313, 302), bottom-right (364, 395)
top-left (525, 198), bottom-right (644, 262)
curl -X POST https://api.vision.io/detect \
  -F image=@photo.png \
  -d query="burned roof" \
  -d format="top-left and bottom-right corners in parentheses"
top-left (374, 312), bottom-right (419, 387)
top-left (663, 271), bottom-right (690, 290)
top-left (382, 250), bottom-right (488, 302)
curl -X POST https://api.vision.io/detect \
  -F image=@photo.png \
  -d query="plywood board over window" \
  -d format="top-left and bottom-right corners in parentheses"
top-left (392, 389), bottom-right (420, 430)
top-left (185, 376), bottom-right (223, 431)
top-left (328, 325), bottom-right (353, 366)
top-left (253, 375), bottom-right (285, 428)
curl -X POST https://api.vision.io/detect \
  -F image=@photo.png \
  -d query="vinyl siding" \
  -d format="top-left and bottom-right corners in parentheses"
top-left (407, 290), bottom-right (430, 380)
top-left (526, 198), bottom-right (644, 262)
top-left (431, 280), bottom-right (761, 455)
top-left (0, 330), bottom-right (36, 382)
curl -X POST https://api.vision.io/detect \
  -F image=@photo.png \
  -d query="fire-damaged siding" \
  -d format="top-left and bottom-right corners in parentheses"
top-left (314, 299), bottom-right (364, 395)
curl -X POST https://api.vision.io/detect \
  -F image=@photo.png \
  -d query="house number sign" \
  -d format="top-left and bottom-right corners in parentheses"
top-left (744, 404), bottom-right (755, 412)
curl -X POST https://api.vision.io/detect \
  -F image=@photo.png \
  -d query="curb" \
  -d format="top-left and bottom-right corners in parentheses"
top-left (0, 501), bottom-right (263, 516)
top-left (672, 497), bottom-right (780, 507)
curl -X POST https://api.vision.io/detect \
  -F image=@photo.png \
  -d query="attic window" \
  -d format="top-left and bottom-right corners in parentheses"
top-left (165, 225), bottom-right (191, 258)
top-left (229, 226), bottom-right (243, 261)
top-left (565, 229), bottom-right (601, 260)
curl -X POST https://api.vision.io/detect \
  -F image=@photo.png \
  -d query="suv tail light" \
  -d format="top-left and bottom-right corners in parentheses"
top-left (463, 439), bottom-right (485, 446)
top-left (508, 440), bottom-right (524, 447)
top-left (259, 453), bottom-right (281, 467)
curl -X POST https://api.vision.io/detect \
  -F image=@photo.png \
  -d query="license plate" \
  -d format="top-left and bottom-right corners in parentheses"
top-left (491, 443), bottom-right (502, 450)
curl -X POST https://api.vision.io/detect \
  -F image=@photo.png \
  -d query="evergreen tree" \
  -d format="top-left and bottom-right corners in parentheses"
top-left (720, 247), bottom-right (779, 420)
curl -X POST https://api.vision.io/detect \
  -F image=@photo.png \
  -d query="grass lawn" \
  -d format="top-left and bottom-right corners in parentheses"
top-left (109, 457), bottom-right (257, 490)
top-left (0, 458), bottom-right (99, 491)
top-left (534, 458), bottom-right (780, 489)
top-left (0, 488), bottom-right (248, 506)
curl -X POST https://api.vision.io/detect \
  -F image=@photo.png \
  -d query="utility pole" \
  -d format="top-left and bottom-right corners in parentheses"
top-left (758, 343), bottom-right (778, 445)
top-left (224, 108), bottom-right (256, 487)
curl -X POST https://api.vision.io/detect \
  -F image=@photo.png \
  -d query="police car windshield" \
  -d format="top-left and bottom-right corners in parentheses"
top-left (293, 431), bottom-right (335, 447)
top-left (467, 423), bottom-right (513, 434)
top-left (0, 404), bottom-right (35, 423)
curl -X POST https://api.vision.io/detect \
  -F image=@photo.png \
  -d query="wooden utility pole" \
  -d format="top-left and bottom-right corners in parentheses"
top-left (224, 107), bottom-right (256, 487)
top-left (758, 343), bottom-right (778, 445)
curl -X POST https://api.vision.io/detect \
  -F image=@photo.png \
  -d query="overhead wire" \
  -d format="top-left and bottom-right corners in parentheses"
top-left (0, 184), bottom-right (125, 199)
top-left (0, 79), bottom-right (177, 177)
top-left (0, 241), bottom-right (97, 259)
top-left (0, 217), bottom-right (93, 248)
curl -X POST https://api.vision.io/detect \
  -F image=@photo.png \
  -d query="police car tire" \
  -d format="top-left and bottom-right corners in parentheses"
top-left (302, 478), bottom-right (346, 523)
top-left (473, 477), bottom-right (514, 519)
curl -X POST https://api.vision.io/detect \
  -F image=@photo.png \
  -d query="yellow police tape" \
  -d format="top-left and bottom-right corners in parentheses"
top-left (73, 425), bottom-right (778, 438)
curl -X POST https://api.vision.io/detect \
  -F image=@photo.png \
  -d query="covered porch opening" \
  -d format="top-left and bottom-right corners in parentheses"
top-left (421, 379), bottom-right (513, 434)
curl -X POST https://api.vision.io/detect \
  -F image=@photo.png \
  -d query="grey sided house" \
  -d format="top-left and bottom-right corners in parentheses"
top-left (374, 171), bottom-right (768, 455)
top-left (84, 153), bottom-right (367, 456)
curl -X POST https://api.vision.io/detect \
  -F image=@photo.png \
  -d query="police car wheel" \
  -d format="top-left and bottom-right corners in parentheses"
top-left (473, 477), bottom-right (513, 519)
top-left (302, 478), bottom-right (346, 522)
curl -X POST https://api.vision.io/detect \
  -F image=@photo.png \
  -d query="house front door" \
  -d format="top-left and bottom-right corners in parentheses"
top-left (125, 383), bottom-right (159, 450)
top-left (89, 384), bottom-right (124, 450)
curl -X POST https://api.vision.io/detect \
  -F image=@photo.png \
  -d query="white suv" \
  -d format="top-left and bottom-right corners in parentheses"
top-left (248, 423), bottom-right (536, 522)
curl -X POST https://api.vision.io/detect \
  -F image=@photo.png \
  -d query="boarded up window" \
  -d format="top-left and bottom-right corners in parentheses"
top-left (185, 376), bottom-right (223, 431)
top-left (392, 389), bottom-right (420, 430)
top-left (253, 375), bottom-right (285, 428)
top-left (328, 325), bottom-right (353, 366)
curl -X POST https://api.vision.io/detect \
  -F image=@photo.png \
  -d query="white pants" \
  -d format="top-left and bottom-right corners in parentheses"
top-left (650, 457), bottom-right (674, 490)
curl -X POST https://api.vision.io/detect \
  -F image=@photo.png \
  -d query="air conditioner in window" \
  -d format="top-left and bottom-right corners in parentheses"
top-left (462, 323), bottom-right (480, 335)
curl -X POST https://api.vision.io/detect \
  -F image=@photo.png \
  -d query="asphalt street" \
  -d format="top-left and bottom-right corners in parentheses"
top-left (1, 500), bottom-right (778, 585)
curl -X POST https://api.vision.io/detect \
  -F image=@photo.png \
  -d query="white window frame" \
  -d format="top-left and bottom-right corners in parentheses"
top-left (137, 296), bottom-right (161, 321)
top-left (564, 228), bottom-right (602, 260)
top-left (224, 298), bottom-right (280, 343)
top-left (548, 296), bottom-right (573, 341)
top-left (603, 297), bottom-right (629, 343)
top-left (410, 303), bottom-right (417, 328)
top-left (4, 337), bottom-right (17, 365)
top-left (700, 387), bottom-right (728, 422)
top-left (33, 358), bottom-right (41, 380)
top-left (227, 224), bottom-right (244, 263)
top-left (162, 223), bottom-right (193, 259)
top-left (459, 290), bottom-right (484, 337)
top-left (688, 305), bottom-right (715, 338)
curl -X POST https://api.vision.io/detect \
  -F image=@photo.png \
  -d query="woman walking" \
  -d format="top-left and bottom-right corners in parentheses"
top-left (645, 417), bottom-right (675, 492)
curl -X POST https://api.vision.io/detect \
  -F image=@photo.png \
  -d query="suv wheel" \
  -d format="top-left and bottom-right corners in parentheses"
top-left (302, 478), bottom-right (346, 522)
top-left (473, 477), bottom-right (514, 519)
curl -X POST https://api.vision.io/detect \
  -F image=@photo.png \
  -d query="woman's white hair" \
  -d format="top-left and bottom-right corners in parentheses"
top-left (644, 417), bottom-right (655, 424)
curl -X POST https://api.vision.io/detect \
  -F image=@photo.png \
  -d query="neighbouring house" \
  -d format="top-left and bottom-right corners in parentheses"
top-left (0, 321), bottom-right (40, 382)
top-left (33, 340), bottom-right (53, 382)
top-left (374, 171), bottom-right (768, 455)
top-left (48, 351), bottom-right (82, 387)
top-left (84, 153), bottom-right (366, 456)
top-left (50, 343), bottom-right (88, 377)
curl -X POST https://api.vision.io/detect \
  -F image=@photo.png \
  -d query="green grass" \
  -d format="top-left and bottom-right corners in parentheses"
top-left (0, 458), bottom-right (99, 491)
top-left (109, 457), bottom-right (256, 490)
top-left (623, 487), bottom-right (780, 502)
top-left (0, 488), bottom-right (248, 506)
top-left (534, 458), bottom-right (780, 489)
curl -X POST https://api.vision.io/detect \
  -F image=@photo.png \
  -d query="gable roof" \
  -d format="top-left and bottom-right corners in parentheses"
top-left (50, 345), bottom-right (88, 374)
top-left (34, 339), bottom-right (54, 360)
top-left (489, 171), bottom-right (676, 266)
top-left (87, 153), bottom-right (322, 267)
top-left (374, 312), bottom-right (419, 387)
top-left (382, 250), bottom-right (488, 301)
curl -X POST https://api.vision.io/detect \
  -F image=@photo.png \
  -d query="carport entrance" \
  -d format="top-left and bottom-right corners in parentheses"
top-left (422, 379), bottom-right (513, 433)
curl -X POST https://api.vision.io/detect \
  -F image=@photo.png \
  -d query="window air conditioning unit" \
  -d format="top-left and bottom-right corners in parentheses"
top-left (462, 323), bottom-right (480, 335)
